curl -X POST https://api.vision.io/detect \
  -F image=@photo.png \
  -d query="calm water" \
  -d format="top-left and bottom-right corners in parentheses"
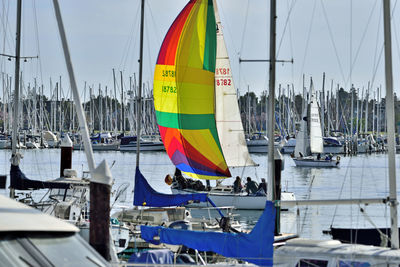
top-left (1, 149), bottom-right (399, 239)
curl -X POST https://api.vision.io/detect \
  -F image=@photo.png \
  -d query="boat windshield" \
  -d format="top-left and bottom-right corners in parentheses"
top-left (0, 232), bottom-right (107, 267)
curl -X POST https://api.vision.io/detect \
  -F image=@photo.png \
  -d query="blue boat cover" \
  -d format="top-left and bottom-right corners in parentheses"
top-left (134, 167), bottom-right (208, 207)
top-left (10, 164), bottom-right (70, 190)
top-left (128, 249), bottom-right (174, 264)
top-left (141, 201), bottom-right (276, 266)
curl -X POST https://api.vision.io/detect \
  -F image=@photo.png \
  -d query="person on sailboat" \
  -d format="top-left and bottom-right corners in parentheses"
top-left (245, 177), bottom-right (258, 195)
top-left (257, 178), bottom-right (267, 195)
top-left (233, 176), bottom-right (243, 193)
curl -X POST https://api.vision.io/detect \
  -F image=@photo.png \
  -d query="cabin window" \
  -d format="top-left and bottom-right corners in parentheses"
top-left (29, 233), bottom-right (106, 266)
top-left (337, 260), bottom-right (370, 267)
top-left (296, 259), bottom-right (328, 267)
top-left (0, 237), bottom-right (40, 266)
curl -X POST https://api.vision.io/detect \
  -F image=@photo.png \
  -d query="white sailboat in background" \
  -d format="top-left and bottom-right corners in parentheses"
top-left (292, 80), bottom-right (340, 167)
top-left (276, 0), bottom-right (400, 265)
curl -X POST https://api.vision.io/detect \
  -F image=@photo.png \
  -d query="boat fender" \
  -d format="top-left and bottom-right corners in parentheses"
top-left (165, 174), bottom-right (173, 185)
top-left (336, 156), bottom-right (340, 161)
top-left (169, 220), bottom-right (189, 230)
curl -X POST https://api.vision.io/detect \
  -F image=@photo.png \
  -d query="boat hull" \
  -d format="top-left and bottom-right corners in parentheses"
top-left (172, 188), bottom-right (295, 210)
top-left (293, 158), bottom-right (340, 167)
top-left (119, 142), bottom-right (165, 152)
top-left (73, 143), bottom-right (119, 151)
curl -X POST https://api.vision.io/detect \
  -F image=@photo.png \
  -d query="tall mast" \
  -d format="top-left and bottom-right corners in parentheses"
top-left (11, 0), bottom-right (22, 157)
top-left (136, 0), bottom-right (144, 166)
top-left (350, 85), bottom-right (354, 138)
top-left (120, 71), bottom-right (125, 133)
top-left (382, 0), bottom-right (398, 249)
top-left (267, 0), bottom-right (276, 201)
top-left (365, 82), bottom-right (369, 133)
top-left (112, 68), bottom-right (117, 131)
top-left (52, 0), bottom-right (96, 173)
top-left (321, 72), bottom-right (325, 137)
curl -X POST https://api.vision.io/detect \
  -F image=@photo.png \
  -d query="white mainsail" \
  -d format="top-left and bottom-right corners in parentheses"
top-left (214, 1), bottom-right (256, 167)
top-left (309, 84), bottom-right (324, 154)
top-left (294, 102), bottom-right (310, 157)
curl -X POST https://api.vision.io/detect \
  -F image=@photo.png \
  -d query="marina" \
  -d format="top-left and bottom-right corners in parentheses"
top-left (0, 149), bottom-right (399, 237)
top-left (1, 0), bottom-right (400, 266)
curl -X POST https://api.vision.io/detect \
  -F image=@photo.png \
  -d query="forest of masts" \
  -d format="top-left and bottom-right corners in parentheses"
top-left (1, 71), bottom-right (399, 138)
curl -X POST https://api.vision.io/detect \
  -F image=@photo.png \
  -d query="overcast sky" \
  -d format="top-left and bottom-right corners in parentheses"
top-left (1, 0), bottom-right (400, 99)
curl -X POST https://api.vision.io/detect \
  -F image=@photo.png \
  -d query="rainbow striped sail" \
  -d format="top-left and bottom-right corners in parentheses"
top-left (153, 0), bottom-right (231, 180)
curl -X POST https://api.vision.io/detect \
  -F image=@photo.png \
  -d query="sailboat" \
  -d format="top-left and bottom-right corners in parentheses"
top-left (292, 79), bottom-right (340, 167)
top-left (153, 0), bottom-right (295, 209)
top-left (275, 0), bottom-right (400, 265)
top-left (138, 0), bottom-right (400, 265)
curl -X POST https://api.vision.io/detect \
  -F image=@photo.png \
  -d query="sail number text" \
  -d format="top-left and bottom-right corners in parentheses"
top-left (162, 70), bottom-right (175, 78)
top-left (216, 79), bottom-right (231, 86)
top-left (216, 68), bottom-right (230, 75)
top-left (162, 85), bottom-right (177, 93)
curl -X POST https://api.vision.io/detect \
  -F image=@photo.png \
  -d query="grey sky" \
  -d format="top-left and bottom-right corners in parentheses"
top-left (0, 0), bottom-right (399, 99)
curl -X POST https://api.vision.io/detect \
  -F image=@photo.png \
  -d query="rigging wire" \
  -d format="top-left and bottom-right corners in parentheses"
top-left (349, 0), bottom-right (352, 90)
top-left (329, 156), bottom-right (352, 228)
top-left (297, 0), bottom-right (317, 90)
top-left (345, 1), bottom-right (378, 87)
top-left (276, 0), bottom-right (296, 58)
top-left (287, 0), bottom-right (295, 86)
top-left (319, 0), bottom-right (346, 86)
top-left (145, 4), bottom-right (154, 89)
top-left (118, 3), bottom-right (140, 72)
top-left (238, 0), bottom-right (250, 58)
top-left (32, 0), bottom-right (43, 84)
top-left (1, 0), bottom-right (15, 58)
top-left (370, 3), bottom-right (383, 91)
top-left (299, 173), bottom-right (315, 234)
top-left (237, 0), bottom-right (250, 95)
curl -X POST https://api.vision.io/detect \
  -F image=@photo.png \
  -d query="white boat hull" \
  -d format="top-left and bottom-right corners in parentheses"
top-left (119, 142), bottom-right (165, 152)
top-left (247, 142), bottom-right (282, 153)
top-left (282, 145), bottom-right (343, 154)
top-left (293, 158), bottom-right (340, 167)
top-left (74, 143), bottom-right (119, 151)
top-left (172, 188), bottom-right (295, 210)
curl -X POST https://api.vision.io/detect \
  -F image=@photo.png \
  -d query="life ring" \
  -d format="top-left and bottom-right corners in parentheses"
top-left (336, 156), bottom-right (341, 161)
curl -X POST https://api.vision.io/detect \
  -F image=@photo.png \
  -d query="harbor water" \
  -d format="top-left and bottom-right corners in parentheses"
top-left (1, 149), bottom-right (399, 240)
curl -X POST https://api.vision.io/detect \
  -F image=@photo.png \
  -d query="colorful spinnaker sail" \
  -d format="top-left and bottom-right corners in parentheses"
top-left (153, 0), bottom-right (231, 180)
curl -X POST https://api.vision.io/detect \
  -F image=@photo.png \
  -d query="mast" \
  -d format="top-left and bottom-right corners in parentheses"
top-left (247, 85), bottom-right (250, 135)
top-left (52, 0), bottom-right (95, 172)
top-left (356, 88), bottom-right (359, 136)
top-left (350, 85), bottom-right (354, 138)
top-left (365, 82), bottom-right (369, 133)
top-left (336, 84), bottom-right (339, 131)
top-left (382, 0), bottom-right (398, 249)
top-left (136, 0), bottom-right (144, 166)
top-left (321, 73), bottom-right (325, 137)
top-left (11, 0), bottom-right (22, 157)
top-left (99, 84), bottom-right (103, 133)
top-left (267, 0), bottom-right (276, 200)
top-left (120, 71), bottom-right (125, 133)
top-left (112, 68), bottom-right (117, 131)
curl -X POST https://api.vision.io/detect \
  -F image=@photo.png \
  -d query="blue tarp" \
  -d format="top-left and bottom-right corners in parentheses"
top-left (133, 167), bottom-right (208, 207)
top-left (128, 249), bottom-right (174, 264)
top-left (10, 164), bottom-right (70, 190)
top-left (141, 201), bottom-right (276, 266)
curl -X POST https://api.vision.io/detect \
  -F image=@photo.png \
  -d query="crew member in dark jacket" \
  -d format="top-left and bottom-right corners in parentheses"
top-left (245, 177), bottom-right (258, 195)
